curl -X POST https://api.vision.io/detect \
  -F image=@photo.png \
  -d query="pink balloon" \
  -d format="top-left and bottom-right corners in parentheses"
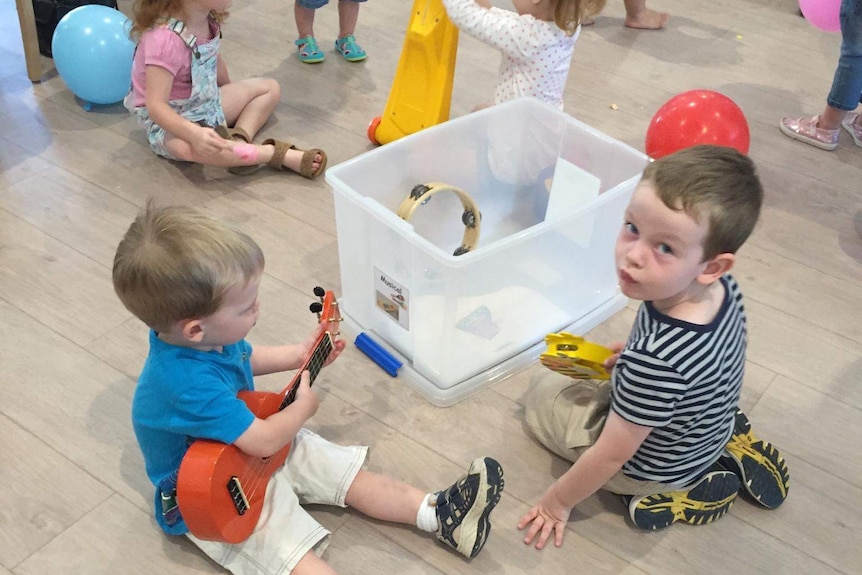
top-left (799, 0), bottom-right (841, 32)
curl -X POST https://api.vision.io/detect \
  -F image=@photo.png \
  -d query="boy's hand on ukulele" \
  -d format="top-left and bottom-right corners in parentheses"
top-left (293, 371), bottom-right (319, 419)
top-left (191, 125), bottom-right (230, 157)
top-left (301, 321), bottom-right (346, 368)
top-left (602, 341), bottom-right (625, 370)
top-left (517, 487), bottom-right (572, 549)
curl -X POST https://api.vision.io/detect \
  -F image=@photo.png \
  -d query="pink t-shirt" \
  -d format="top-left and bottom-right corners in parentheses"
top-left (129, 20), bottom-right (219, 108)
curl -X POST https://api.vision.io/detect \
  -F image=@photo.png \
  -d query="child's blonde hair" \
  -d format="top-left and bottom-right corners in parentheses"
top-left (129, 0), bottom-right (229, 40)
top-left (641, 145), bottom-right (763, 261)
top-left (113, 202), bottom-right (264, 332)
top-left (554, 0), bottom-right (608, 35)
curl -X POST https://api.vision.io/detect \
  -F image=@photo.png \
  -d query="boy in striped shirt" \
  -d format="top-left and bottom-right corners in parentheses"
top-left (518, 145), bottom-right (790, 548)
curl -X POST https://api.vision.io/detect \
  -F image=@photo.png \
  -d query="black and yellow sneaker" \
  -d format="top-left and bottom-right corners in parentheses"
top-left (628, 470), bottom-right (740, 530)
top-left (720, 409), bottom-right (790, 509)
top-left (434, 457), bottom-right (504, 559)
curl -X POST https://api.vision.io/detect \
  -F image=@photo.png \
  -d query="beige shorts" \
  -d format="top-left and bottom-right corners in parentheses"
top-left (188, 428), bottom-right (367, 575)
top-left (524, 370), bottom-right (681, 496)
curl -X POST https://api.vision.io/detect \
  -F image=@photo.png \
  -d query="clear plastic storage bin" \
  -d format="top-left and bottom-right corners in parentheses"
top-left (327, 98), bottom-right (649, 405)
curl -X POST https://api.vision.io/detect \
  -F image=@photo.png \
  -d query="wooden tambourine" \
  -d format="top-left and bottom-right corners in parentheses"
top-left (396, 183), bottom-right (481, 256)
top-left (539, 333), bottom-right (614, 380)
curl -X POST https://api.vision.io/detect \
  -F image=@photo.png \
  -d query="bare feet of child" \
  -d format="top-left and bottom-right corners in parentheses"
top-left (625, 8), bottom-right (669, 29)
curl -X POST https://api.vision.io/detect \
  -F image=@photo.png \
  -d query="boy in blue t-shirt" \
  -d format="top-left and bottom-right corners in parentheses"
top-left (113, 203), bottom-right (504, 573)
top-left (518, 146), bottom-right (790, 549)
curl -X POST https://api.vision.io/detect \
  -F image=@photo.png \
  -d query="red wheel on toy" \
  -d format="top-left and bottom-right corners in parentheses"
top-left (367, 116), bottom-right (382, 145)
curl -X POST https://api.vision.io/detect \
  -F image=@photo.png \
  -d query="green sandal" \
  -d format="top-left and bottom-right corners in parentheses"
top-left (334, 34), bottom-right (367, 62)
top-left (295, 36), bottom-right (325, 64)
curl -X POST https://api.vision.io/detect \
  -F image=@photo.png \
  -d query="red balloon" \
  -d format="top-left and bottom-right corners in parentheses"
top-left (645, 90), bottom-right (750, 159)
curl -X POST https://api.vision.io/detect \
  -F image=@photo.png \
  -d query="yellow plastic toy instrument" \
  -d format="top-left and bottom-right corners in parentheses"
top-left (539, 333), bottom-right (614, 380)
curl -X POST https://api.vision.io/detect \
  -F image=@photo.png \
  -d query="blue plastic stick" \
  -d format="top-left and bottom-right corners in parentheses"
top-left (355, 332), bottom-right (402, 377)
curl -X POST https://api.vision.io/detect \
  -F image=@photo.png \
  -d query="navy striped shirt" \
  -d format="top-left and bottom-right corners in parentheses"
top-left (611, 275), bottom-right (746, 485)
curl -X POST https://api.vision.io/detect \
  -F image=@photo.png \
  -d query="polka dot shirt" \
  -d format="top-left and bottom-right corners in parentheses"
top-left (443, 0), bottom-right (579, 109)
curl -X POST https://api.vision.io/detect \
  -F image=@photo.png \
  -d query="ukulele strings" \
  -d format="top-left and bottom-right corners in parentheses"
top-left (242, 333), bottom-right (333, 504)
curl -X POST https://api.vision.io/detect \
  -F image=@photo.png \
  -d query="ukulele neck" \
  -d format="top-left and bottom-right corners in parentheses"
top-left (279, 333), bottom-right (333, 410)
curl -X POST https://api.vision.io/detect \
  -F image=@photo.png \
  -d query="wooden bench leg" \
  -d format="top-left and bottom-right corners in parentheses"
top-left (15, 0), bottom-right (43, 82)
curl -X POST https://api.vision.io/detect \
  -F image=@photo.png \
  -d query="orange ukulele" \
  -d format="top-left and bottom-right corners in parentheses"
top-left (176, 287), bottom-right (342, 543)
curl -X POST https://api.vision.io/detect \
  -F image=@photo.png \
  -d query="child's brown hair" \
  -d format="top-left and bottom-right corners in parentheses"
top-left (129, 0), bottom-right (228, 40)
top-left (112, 202), bottom-right (264, 332)
top-left (642, 145), bottom-right (764, 260)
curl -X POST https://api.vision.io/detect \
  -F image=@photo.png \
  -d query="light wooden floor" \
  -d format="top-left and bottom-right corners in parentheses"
top-left (2, 1), bottom-right (860, 573)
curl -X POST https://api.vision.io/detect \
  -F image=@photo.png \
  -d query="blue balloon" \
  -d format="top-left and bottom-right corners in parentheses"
top-left (52, 6), bottom-right (135, 106)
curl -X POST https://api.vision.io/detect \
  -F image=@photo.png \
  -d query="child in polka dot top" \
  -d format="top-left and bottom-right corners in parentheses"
top-left (442, 0), bottom-right (606, 110)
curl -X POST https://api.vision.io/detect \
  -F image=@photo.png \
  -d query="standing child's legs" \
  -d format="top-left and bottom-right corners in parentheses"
top-left (623, 0), bottom-right (669, 29)
top-left (337, 0), bottom-right (359, 38)
top-left (295, 0), bottom-right (326, 63)
top-left (780, 0), bottom-right (862, 149)
top-left (295, 1), bottom-right (317, 38)
top-left (582, 1), bottom-right (668, 28)
top-left (334, 0), bottom-right (367, 61)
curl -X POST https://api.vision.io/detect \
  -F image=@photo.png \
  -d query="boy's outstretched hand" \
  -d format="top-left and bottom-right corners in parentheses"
top-left (517, 487), bottom-right (572, 549)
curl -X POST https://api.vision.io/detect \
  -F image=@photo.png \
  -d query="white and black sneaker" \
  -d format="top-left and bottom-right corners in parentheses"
top-left (433, 457), bottom-right (504, 559)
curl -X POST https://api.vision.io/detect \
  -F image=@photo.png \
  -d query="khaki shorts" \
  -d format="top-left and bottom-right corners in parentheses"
top-left (188, 428), bottom-right (367, 575)
top-left (524, 370), bottom-right (681, 496)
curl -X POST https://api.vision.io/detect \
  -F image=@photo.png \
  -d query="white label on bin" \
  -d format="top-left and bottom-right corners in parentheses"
top-left (374, 268), bottom-right (410, 330)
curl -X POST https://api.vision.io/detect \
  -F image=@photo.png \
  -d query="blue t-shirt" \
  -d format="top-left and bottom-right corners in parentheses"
top-left (132, 331), bottom-right (257, 534)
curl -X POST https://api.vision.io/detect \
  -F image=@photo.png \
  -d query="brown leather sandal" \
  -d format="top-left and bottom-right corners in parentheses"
top-left (214, 125), bottom-right (251, 143)
top-left (261, 138), bottom-right (327, 179)
top-left (214, 125), bottom-right (261, 176)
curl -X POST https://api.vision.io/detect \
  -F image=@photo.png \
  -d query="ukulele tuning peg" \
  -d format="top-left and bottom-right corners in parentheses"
top-left (313, 286), bottom-right (325, 298)
top-left (309, 302), bottom-right (323, 314)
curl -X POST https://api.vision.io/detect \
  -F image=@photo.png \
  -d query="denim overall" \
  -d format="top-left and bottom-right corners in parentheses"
top-left (125, 18), bottom-right (226, 159)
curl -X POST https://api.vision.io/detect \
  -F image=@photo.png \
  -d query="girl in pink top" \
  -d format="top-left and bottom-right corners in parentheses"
top-left (441, 0), bottom-right (606, 110)
top-left (126, 0), bottom-right (326, 178)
